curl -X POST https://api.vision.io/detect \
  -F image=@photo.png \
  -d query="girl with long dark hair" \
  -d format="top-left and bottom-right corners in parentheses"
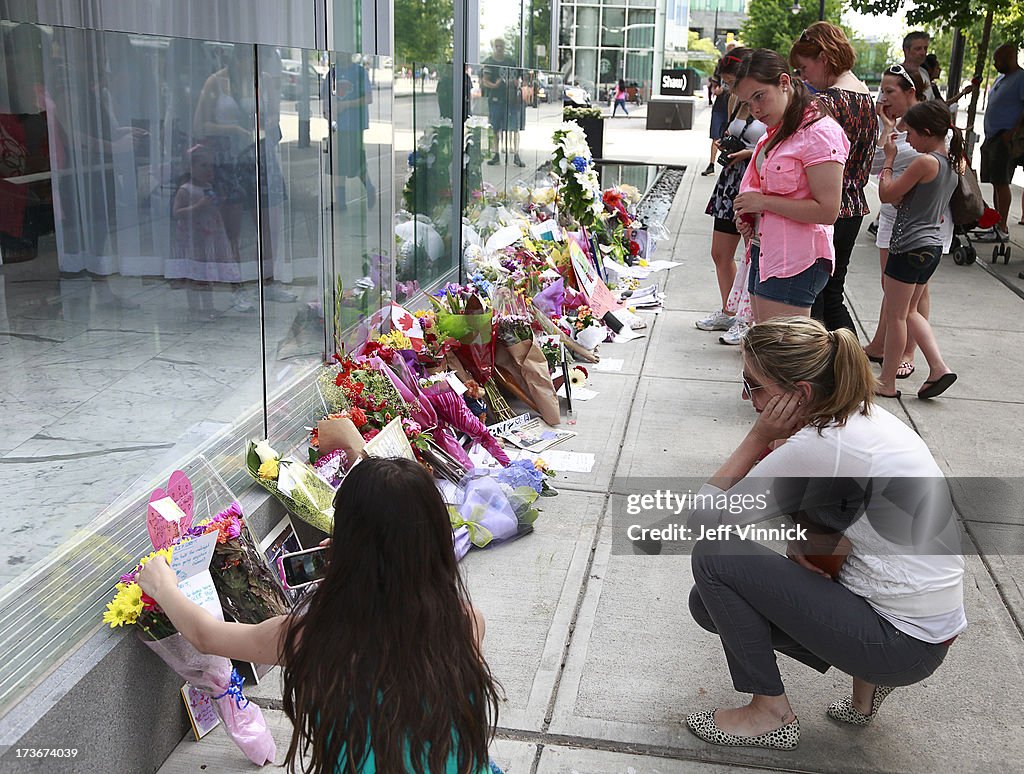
top-left (139, 457), bottom-right (502, 773)
top-left (789, 22), bottom-right (878, 333)
top-left (731, 50), bottom-right (848, 323)
top-left (875, 101), bottom-right (963, 399)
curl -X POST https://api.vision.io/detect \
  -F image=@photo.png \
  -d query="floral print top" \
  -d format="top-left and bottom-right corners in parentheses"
top-left (816, 87), bottom-right (877, 219)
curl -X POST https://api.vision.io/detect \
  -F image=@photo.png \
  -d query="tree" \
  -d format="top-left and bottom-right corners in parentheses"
top-left (741, 0), bottom-right (848, 54)
top-left (687, 31), bottom-right (720, 77)
top-left (849, 36), bottom-right (899, 83)
top-left (394, 0), bottom-right (454, 67)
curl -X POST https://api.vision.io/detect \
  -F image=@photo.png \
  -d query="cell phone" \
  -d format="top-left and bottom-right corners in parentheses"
top-left (276, 546), bottom-right (329, 590)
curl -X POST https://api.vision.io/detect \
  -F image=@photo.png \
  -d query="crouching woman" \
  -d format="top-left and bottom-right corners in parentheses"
top-left (684, 316), bottom-right (965, 750)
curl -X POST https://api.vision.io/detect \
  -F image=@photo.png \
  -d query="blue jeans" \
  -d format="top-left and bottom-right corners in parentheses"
top-left (748, 244), bottom-right (831, 308)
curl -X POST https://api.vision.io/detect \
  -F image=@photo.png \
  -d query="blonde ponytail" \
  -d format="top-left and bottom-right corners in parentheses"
top-left (743, 318), bottom-right (876, 430)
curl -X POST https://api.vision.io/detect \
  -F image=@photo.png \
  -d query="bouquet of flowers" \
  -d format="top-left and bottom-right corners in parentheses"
top-left (552, 122), bottom-right (604, 231)
top-left (185, 502), bottom-right (291, 625)
top-left (103, 542), bottom-right (277, 764)
top-left (431, 285), bottom-right (496, 385)
top-left (568, 305), bottom-right (607, 351)
top-left (246, 440), bottom-right (337, 534)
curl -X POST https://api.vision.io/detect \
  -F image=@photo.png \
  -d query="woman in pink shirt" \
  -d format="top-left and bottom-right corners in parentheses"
top-left (733, 50), bottom-right (849, 322)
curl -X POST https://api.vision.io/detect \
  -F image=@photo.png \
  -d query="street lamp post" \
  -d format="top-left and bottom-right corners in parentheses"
top-left (791, 0), bottom-right (826, 21)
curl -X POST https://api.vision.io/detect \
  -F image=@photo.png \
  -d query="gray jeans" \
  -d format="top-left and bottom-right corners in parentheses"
top-left (689, 538), bottom-right (950, 696)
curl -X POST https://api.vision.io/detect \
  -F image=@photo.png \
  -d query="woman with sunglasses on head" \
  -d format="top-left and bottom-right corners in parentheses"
top-left (875, 101), bottom-right (962, 399)
top-left (697, 49), bottom-right (767, 345)
top-left (862, 66), bottom-right (952, 383)
top-left (789, 22), bottom-right (878, 333)
top-left (731, 50), bottom-right (848, 323)
top-left (685, 316), bottom-right (965, 751)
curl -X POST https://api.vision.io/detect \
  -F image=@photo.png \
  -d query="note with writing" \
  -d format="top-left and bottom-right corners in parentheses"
top-left (181, 684), bottom-right (221, 740)
top-left (170, 531), bottom-right (218, 582)
top-left (178, 571), bottom-right (222, 619)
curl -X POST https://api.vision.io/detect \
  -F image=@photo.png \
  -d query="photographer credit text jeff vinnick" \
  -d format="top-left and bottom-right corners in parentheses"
top-left (624, 489), bottom-right (808, 542)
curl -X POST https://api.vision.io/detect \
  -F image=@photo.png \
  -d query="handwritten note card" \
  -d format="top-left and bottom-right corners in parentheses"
top-left (169, 531), bottom-right (217, 582)
top-left (181, 684), bottom-right (221, 740)
top-left (178, 571), bottom-right (222, 619)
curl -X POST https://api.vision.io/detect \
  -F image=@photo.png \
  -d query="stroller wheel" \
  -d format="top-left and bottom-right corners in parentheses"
top-left (953, 246), bottom-right (967, 265)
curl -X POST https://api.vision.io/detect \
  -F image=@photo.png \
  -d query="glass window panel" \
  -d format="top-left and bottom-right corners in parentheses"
top-left (559, 6), bottom-right (574, 47)
top-left (576, 8), bottom-right (599, 48)
top-left (601, 8), bottom-right (625, 47)
top-left (626, 10), bottom-right (656, 49)
top-left (598, 49), bottom-right (623, 95)
top-left (574, 49), bottom-right (598, 96)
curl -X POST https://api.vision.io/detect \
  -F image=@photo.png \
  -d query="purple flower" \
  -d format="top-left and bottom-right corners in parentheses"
top-left (572, 156), bottom-right (589, 173)
top-left (216, 501), bottom-right (243, 521)
top-left (119, 571), bottom-right (137, 585)
top-left (496, 459), bottom-right (545, 494)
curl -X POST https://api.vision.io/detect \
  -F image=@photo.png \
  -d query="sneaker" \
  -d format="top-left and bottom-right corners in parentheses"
top-left (487, 153), bottom-right (501, 166)
top-left (232, 288), bottom-right (256, 312)
top-left (264, 284), bottom-right (297, 303)
top-left (701, 164), bottom-right (716, 176)
top-left (719, 320), bottom-right (749, 345)
top-left (867, 220), bottom-right (878, 236)
top-left (695, 309), bottom-right (734, 331)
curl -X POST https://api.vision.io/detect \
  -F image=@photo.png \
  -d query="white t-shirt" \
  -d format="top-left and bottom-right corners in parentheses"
top-left (689, 405), bottom-right (966, 643)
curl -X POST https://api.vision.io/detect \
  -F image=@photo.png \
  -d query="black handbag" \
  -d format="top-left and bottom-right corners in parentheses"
top-left (949, 163), bottom-right (985, 226)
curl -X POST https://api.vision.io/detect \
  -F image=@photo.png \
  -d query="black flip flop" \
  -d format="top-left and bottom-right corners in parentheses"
top-left (918, 372), bottom-right (957, 400)
top-left (875, 390), bottom-right (901, 399)
top-left (864, 352), bottom-right (883, 365)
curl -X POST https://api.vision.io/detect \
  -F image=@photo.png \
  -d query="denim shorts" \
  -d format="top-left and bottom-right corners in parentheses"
top-left (747, 244), bottom-right (831, 307)
top-left (885, 245), bottom-right (941, 285)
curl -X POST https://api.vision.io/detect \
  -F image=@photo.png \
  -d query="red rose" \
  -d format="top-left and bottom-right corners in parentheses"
top-left (629, 240), bottom-right (640, 256)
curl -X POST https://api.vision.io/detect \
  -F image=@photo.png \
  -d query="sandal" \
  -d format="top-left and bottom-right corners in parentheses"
top-left (896, 361), bottom-right (915, 379)
top-left (875, 390), bottom-right (901, 399)
top-left (863, 350), bottom-right (883, 365)
top-left (918, 372), bottom-right (957, 399)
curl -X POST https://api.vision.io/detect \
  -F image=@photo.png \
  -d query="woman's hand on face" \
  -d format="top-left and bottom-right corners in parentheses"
top-left (137, 556), bottom-right (178, 601)
top-left (733, 191), bottom-right (767, 217)
top-left (751, 392), bottom-right (805, 444)
top-left (877, 109), bottom-right (896, 137)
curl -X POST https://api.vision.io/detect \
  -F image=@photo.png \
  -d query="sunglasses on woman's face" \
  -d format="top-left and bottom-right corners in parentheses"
top-left (886, 64), bottom-right (916, 88)
top-left (740, 373), bottom-right (767, 400)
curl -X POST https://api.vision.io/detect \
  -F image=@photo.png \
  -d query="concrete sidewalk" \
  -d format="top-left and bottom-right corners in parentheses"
top-left (158, 106), bottom-right (1024, 774)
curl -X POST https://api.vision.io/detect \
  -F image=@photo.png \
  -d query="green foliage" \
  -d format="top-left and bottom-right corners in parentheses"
top-left (741, 0), bottom-right (848, 53)
top-left (849, 0), bottom-right (1015, 30)
top-left (394, 0), bottom-right (454, 66)
top-left (849, 36), bottom-right (899, 83)
top-left (687, 31), bottom-right (720, 76)
top-left (563, 106), bottom-right (603, 121)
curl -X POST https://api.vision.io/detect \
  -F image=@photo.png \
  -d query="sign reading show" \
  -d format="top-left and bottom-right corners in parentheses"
top-left (660, 69), bottom-right (695, 97)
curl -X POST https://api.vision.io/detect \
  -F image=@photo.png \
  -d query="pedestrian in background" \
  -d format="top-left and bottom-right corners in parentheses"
top-left (979, 43), bottom-right (1024, 237)
top-left (702, 73), bottom-right (730, 176)
top-left (612, 78), bottom-right (629, 117)
top-left (790, 22), bottom-right (877, 333)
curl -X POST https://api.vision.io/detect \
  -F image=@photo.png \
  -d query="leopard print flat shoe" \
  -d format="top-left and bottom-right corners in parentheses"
top-left (827, 684), bottom-right (896, 725)
top-left (685, 710), bottom-right (800, 750)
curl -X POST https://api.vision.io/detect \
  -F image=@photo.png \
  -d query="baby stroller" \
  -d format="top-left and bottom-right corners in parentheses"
top-left (950, 206), bottom-right (1010, 265)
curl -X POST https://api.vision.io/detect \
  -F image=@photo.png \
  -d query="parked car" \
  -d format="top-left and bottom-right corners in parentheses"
top-left (562, 83), bottom-right (592, 107)
top-left (281, 59), bottom-right (322, 100)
